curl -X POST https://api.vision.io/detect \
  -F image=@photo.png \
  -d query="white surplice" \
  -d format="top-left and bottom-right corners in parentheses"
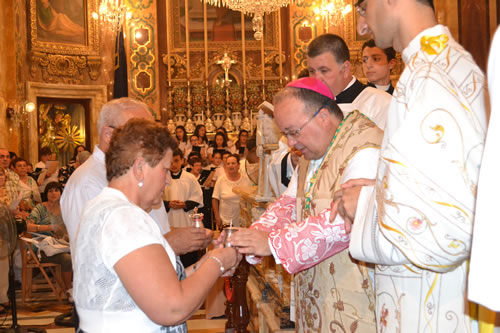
top-left (350, 25), bottom-right (489, 332)
top-left (469, 28), bottom-right (500, 312)
top-left (163, 170), bottom-right (203, 228)
top-left (337, 77), bottom-right (391, 129)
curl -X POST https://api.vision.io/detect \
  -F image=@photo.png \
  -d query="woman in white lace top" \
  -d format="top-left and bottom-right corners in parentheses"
top-left (73, 119), bottom-right (240, 333)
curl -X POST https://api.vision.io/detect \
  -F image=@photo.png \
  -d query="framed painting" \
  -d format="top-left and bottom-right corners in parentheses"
top-left (36, 97), bottom-right (91, 166)
top-left (29, 0), bottom-right (99, 55)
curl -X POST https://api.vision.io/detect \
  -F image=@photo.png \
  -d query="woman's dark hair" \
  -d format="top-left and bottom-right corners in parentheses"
top-left (10, 157), bottom-right (26, 169)
top-left (212, 150), bottom-right (222, 159)
top-left (44, 181), bottom-right (62, 197)
top-left (72, 145), bottom-right (87, 160)
top-left (39, 147), bottom-right (52, 158)
top-left (194, 124), bottom-right (208, 144)
top-left (175, 125), bottom-right (188, 143)
top-left (190, 156), bottom-right (202, 165)
top-left (216, 127), bottom-right (228, 136)
top-left (235, 130), bottom-right (249, 148)
top-left (212, 132), bottom-right (228, 149)
top-left (227, 153), bottom-right (240, 164)
top-left (187, 151), bottom-right (201, 161)
top-left (106, 118), bottom-right (178, 181)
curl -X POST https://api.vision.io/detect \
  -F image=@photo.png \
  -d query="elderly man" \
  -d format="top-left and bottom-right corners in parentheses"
top-left (361, 39), bottom-right (396, 94)
top-left (307, 34), bottom-right (391, 129)
top-left (61, 98), bottom-right (212, 258)
top-left (231, 77), bottom-right (383, 332)
top-left (0, 148), bottom-right (19, 200)
top-left (338, 0), bottom-right (492, 332)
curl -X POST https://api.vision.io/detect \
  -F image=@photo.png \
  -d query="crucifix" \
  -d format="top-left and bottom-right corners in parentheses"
top-left (217, 52), bottom-right (236, 86)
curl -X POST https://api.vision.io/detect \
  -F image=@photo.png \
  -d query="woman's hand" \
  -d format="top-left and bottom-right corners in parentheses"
top-left (209, 247), bottom-right (242, 276)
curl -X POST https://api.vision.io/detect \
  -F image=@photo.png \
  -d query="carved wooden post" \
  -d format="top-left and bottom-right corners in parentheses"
top-left (225, 259), bottom-right (250, 333)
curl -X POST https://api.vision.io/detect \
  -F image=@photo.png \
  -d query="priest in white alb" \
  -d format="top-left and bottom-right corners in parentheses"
top-left (337, 0), bottom-right (498, 332)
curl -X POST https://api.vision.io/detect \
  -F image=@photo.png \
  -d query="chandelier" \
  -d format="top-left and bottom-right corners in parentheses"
top-left (203, 0), bottom-right (289, 40)
top-left (92, 0), bottom-right (127, 34)
top-left (313, 0), bottom-right (352, 29)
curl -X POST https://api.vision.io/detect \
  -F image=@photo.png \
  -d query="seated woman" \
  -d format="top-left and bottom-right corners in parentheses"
top-left (26, 181), bottom-right (72, 293)
top-left (12, 157), bottom-right (41, 211)
top-left (73, 118), bottom-right (240, 332)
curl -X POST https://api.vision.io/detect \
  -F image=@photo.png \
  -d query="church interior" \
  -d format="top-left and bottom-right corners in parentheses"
top-left (0, 0), bottom-right (498, 332)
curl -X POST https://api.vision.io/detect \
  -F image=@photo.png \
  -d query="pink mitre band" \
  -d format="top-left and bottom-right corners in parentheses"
top-left (286, 77), bottom-right (335, 100)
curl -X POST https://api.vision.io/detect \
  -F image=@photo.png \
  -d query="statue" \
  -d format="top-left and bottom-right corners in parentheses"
top-left (255, 101), bottom-right (282, 201)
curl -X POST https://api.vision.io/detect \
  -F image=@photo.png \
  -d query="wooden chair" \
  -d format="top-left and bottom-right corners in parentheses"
top-left (18, 234), bottom-right (66, 304)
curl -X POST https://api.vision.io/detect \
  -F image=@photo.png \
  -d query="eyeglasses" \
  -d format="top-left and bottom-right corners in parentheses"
top-left (283, 104), bottom-right (327, 139)
top-left (356, 1), bottom-right (367, 17)
top-left (0, 155), bottom-right (9, 159)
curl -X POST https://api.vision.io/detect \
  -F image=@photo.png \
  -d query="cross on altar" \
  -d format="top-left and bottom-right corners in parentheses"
top-left (217, 52), bottom-right (236, 83)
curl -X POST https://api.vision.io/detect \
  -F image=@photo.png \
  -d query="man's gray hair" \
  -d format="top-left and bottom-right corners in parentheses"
top-left (76, 150), bottom-right (91, 164)
top-left (97, 98), bottom-right (150, 134)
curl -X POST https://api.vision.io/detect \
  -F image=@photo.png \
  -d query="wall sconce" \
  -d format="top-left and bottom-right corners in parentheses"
top-left (7, 102), bottom-right (35, 126)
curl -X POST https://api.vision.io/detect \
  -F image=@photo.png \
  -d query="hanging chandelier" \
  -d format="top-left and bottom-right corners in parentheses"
top-left (313, 0), bottom-right (352, 29)
top-left (203, 0), bottom-right (289, 40)
top-left (92, 0), bottom-right (128, 34)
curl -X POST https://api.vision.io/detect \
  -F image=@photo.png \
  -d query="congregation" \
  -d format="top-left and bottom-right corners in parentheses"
top-left (2, 0), bottom-right (500, 332)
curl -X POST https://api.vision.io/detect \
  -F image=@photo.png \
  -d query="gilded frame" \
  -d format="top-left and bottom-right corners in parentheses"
top-left (29, 0), bottom-right (99, 56)
top-left (168, 0), bottom-right (280, 52)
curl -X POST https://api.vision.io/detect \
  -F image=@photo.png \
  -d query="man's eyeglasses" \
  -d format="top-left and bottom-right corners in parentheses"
top-left (283, 104), bottom-right (327, 139)
top-left (356, 1), bottom-right (367, 17)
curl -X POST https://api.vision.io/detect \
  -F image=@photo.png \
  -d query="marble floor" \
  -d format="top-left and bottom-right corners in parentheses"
top-left (0, 289), bottom-right (227, 333)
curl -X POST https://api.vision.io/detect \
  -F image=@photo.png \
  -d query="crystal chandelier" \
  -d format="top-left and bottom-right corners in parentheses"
top-left (203, 0), bottom-right (289, 40)
top-left (313, 0), bottom-right (352, 29)
top-left (92, 0), bottom-right (127, 34)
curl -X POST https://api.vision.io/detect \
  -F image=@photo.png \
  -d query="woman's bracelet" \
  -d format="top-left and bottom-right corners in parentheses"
top-left (208, 256), bottom-right (225, 274)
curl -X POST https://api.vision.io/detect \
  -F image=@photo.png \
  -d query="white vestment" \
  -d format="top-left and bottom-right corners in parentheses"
top-left (337, 77), bottom-right (391, 129)
top-left (469, 27), bottom-right (500, 312)
top-left (163, 170), bottom-right (203, 228)
top-left (350, 25), bottom-right (490, 332)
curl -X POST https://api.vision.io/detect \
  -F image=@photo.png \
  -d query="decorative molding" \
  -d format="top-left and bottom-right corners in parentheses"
top-left (25, 82), bottom-right (107, 164)
top-left (87, 56), bottom-right (103, 80)
top-left (127, 6), bottom-right (159, 118)
top-left (29, 51), bottom-right (102, 84)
